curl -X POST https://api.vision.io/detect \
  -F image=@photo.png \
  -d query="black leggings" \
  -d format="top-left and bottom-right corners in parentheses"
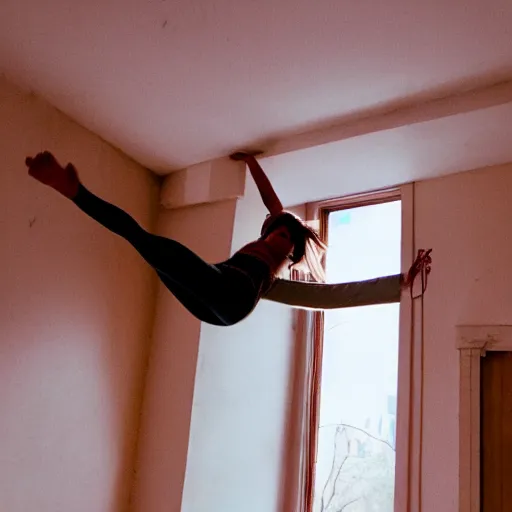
top-left (73, 185), bottom-right (264, 326)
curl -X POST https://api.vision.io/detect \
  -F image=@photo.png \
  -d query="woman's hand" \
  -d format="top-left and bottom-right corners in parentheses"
top-left (229, 150), bottom-right (283, 216)
top-left (401, 249), bottom-right (432, 295)
top-left (229, 150), bottom-right (264, 162)
top-left (26, 151), bottom-right (80, 199)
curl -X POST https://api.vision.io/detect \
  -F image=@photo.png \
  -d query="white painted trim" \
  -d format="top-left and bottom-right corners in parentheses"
top-left (456, 324), bottom-right (512, 512)
top-left (394, 183), bottom-right (417, 512)
top-left (457, 325), bottom-right (512, 351)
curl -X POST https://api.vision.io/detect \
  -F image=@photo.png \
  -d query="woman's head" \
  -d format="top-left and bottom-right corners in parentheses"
top-left (260, 211), bottom-right (327, 282)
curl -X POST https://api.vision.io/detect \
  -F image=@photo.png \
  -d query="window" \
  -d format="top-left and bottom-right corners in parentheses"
top-left (312, 193), bottom-right (402, 512)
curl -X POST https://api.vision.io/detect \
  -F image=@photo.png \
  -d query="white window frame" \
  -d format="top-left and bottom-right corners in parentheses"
top-left (456, 324), bottom-right (512, 512)
top-left (395, 183), bottom-right (420, 512)
top-left (299, 183), bottom-right (419, 512)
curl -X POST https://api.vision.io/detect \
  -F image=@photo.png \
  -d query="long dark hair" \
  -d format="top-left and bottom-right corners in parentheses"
top-left (260, 211), bottom-right (327, 282)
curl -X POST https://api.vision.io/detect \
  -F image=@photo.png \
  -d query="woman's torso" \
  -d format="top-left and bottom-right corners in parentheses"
top-left (237, 239), bottom-right (288, 273)
top-left (221, 236), bottom-right (286, 288)
top-left (211, 238), bottom-right (290, 324)
top-left (221, 239), bottom-right (288, 294)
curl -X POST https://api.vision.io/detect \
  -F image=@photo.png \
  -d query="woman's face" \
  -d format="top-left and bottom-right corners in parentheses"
top-left (265, 225), bottom-right (294, 257)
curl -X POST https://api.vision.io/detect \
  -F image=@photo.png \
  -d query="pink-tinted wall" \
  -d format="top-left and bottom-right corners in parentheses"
top-left (0, 77), bottom-right (160, 512)
top-left (130, 165), bottom-right (299, 512)
top-left (179, 172), bottom-right (297, 512)
top-left (131, 199), bottom-right (238, 512)
top-left (413, 163), bottom-right (512, 512)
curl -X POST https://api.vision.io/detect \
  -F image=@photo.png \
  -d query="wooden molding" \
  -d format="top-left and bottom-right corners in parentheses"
top-left (456, 325), bottom-right (512, 512)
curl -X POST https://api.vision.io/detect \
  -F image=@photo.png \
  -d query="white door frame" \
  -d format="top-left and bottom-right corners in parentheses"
top-left (457, 324), bottom-right (512, 512)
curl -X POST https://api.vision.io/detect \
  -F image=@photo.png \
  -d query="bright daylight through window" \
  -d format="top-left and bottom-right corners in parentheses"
top-left (313, 200), bottom-right (402, 512)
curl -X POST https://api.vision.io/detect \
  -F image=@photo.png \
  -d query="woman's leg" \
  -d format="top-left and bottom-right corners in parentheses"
top-left (25, 152), bottom-right (256, 325)
top-left (73, 185), bottom-right (253, 325)
top-left (155, 270), bottom-right (228, 326)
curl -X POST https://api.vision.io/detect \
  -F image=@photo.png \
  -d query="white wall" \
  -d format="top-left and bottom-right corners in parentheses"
top-left (130, 164), bottom-right (300, 512)
top-left (0, 77), bottom-right (159, 512)
top-left (131, 198), bottom-right (239, 512)
top-left (413, 162), bottom-right (512, 511)
top-left (179, 173), bottom-right (298, 512)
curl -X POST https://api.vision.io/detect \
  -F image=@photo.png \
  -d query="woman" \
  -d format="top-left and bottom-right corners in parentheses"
top-left (25, 150), bottom-right (328, 326)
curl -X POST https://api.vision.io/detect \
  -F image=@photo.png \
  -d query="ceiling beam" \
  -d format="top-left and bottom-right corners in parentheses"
top-left (265, 79), bottom-right (512, 158)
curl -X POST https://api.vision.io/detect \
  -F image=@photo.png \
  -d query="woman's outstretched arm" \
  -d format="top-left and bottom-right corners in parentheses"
top-left (230, 152), bottom-right (283, 216)
top-left (263, 249), bottom-right (432, 309)
top-left (263, 275), bottom-right (402, 310)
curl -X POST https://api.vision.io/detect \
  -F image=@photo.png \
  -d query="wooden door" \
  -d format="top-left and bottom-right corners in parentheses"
top-left (481, 351), bottom-right (512, 511)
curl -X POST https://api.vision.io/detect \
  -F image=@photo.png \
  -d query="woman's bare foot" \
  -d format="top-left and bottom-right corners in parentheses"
top-left (26, 151), bottom-right (80, 199)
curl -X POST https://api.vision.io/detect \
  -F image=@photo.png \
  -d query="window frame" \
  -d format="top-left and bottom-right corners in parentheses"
top-left (301, 184), bottom-right (418, 512)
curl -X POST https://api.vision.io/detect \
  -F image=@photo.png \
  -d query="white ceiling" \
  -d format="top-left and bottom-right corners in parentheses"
top-left (1, 0), bottom-right (512, 185)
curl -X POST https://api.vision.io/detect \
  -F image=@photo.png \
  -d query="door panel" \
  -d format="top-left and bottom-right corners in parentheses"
top-left (481, 351), bottom-right (512, 511)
